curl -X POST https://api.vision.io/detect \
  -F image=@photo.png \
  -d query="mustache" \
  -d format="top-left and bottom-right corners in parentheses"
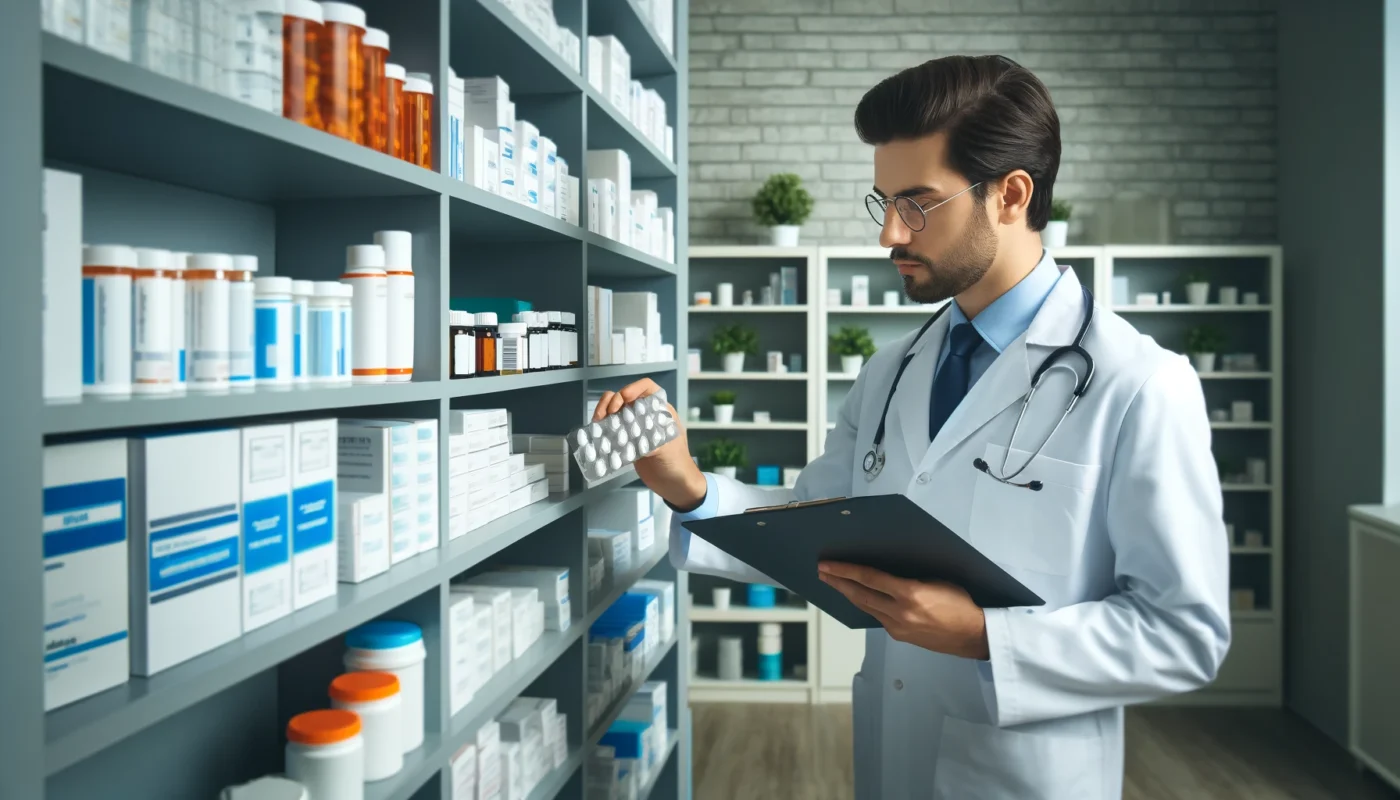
top-left (890, 248), bottom-right (934, 268)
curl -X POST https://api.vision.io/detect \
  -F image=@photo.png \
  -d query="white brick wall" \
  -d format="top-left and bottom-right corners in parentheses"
top-left (689, 0), bottom-right (1277, 245)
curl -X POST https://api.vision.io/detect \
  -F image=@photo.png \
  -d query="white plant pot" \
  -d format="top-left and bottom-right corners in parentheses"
top-left (721, 352), bottom-right (745, 373)
top-left (1191, 352), bottom-right (1217, 373)
top-left (841, 354), bottom-right (864, 375)
top-left (1186, 282), bottom-right (1211, 306)
top-left (1043, 220), bottom-right (1069, 248)
top-left (715, 466), bottom-right (738, 480)
top-left (769, 225), bottom-right (800, 247)
top-left (714, 405), bottom-right (735, 424)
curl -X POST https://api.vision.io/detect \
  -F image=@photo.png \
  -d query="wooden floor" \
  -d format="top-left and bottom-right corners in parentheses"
top-left (692, 704), bottom-right (1400, 800)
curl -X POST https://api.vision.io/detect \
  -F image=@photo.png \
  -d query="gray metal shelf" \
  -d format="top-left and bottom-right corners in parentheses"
top-left (365, 732), bottom-right (445, 800)
top-left (588, 361), bottom-right (680, 382)
top-left (589, 0), bottom-right (678, 78)
top-left (640, 733), bottom-right (682, 800)
top-left (448, 187), bottom-right (586, 244)
top-left (447, 368), bottom-right (587, 398)
top-left (586, 90), bottom-right (677, 180)
top-left (587, 233), bottom-right (680, 277)
top-left (450, 0), bottom-right (586, 96)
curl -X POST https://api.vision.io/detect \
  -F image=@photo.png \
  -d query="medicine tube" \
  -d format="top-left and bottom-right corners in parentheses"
top-left (292, 279), bottom-right (313, 384)
top-left (282, 0), bottom-right (324, 130)
top-left (342, 245), bottom-right (387, 384)
top-left (384, 62), bottom-right (406, 160)
top-left (81, 244), bottom-right (135, 396)
top-left (131, 248), bottom-right (175, 394)
top-left (309, 282), bottom-right (341, 383)
top-left (404, 73), bottom-right (433, 169)
top-left (361, 27), bottom-right (389, 152)
top-left (254, 276), bottom-right (294, 387)
top-left (562, 311), bottom-right (578, 367)
top-left (168, 252), bottom-right (188, 392)
top-left (498, 322), bottom-right (527, 376)
top-left (374, 230), bottom-right (414, 383)
top-left (474, 311), bottom-right (499, 377)
top-left (228, 254), bottom-right (258, 388)
top-left (185, 253), bottom-right (233, 392)
top-left (449, 311), bottom-right (475, 379)
top-left (317, 1), bottom-right (366, 143)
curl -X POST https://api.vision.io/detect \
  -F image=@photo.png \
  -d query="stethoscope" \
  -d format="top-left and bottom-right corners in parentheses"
top-left (862, 284), bottom-right (1096, 491)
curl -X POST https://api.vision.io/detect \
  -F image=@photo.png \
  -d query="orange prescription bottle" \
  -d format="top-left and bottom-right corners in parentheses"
top-left (362, 27), bottom-right (390, 153)
top-left (318, 2), bottom-right (367, 144)
top-left (385, 62), bottom-right (406, 160)
top-left (282, 0), bottom-right (324, 130)
top-left (404, 73), bottom-right (434, 170)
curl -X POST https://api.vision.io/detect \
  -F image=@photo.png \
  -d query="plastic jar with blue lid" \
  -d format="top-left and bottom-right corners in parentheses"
top-left (344, 620), bottom-right (425, 753)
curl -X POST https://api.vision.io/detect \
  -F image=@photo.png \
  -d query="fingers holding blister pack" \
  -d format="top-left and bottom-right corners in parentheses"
top-left (573, 388), bottom-right (680, 486)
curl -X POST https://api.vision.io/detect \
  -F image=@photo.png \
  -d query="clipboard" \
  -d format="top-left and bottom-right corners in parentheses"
top-left (680, 493), bottom-right (1044, 629)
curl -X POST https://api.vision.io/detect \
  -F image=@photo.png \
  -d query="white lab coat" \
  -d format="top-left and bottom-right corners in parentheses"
top-left (670, 266), bottom-right (1232, 799)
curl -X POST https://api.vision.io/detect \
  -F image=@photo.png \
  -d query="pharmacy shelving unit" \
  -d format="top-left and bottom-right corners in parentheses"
top-left (5, 1), bottom-right (692, 798)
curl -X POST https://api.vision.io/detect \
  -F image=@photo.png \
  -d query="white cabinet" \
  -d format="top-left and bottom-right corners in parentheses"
top-left (816, 610), bottom-right (865, 702)
top-left (1349, 507), bottom-right (1400, 792)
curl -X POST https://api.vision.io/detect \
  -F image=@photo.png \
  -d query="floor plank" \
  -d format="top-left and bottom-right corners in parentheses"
top-left (692, 704), bottom-right (1399, 800)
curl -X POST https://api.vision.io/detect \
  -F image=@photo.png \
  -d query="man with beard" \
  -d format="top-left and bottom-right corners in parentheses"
top-left (593, 54), bottom-right (1231, 799)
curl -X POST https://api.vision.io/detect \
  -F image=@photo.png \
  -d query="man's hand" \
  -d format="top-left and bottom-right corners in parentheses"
top-left (818, 562), bottom-right (990, 660)
top-left (591, 378), bottom-right (708, 512)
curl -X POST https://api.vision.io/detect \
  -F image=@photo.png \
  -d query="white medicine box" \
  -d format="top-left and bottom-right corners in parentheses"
top-left (43, 167), bottom-right (83, 401)
top-left (338, 420), bottom-right (418, 565)
top-left (337, 491), bottom-right (390, 583)
top-left (43, 439), bottom-right (130, 710)
top-left (410, 418), bottom-right (440, 554)
top-left (240, 423), bottom-right (293, 632)
top-left (290, 419), bottom-right (337, 610)
top-left (129, 429), bottom-right (243, 676)
top-left (592, 488), bottom-right (656, 554)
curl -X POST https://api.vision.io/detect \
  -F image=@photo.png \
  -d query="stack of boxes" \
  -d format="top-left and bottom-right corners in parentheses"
top-left (585, 288), bottom-right (673, 366)
top-left (337, 419), bottom-right (440, 570)
top-left (447, 564), bottom-right (563, 718)
top-left (448, 697), bottom-right (570, 800)
top-left (590, 681), bottom-right (669, 799)
top-left (499, 0), bottom-right (581, 72)
top-left (586, 37), bottom-right (673, 161)
top-left (585, 149), bottom-right (676, 264)
top-left (514, 432), bottom-right (572, 494)
top-left (447, 409), bottom-right (550, 540)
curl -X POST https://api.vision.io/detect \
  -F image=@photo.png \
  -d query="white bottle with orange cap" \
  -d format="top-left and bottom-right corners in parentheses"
top-left (341, 245), bottom-right (387, 384)
top-left (284, 709), bottom-right (364, 800)
top-left (374, 230), bottom-right (414, 383)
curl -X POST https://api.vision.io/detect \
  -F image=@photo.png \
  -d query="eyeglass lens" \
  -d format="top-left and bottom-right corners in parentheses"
top-left (865, 195), bottom-right (927, 232)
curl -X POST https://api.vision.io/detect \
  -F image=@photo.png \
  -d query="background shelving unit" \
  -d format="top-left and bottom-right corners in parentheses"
top-left (7, 1), bottom-right (692, 797)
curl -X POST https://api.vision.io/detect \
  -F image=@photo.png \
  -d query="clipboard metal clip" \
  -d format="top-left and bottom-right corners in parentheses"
top-left (744, 496), bottom-right (849, 514)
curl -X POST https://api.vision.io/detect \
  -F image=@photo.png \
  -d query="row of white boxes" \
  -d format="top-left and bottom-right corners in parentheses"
top-left (447, 409), bottom-right (555, 540)
top-left (585, 148), bottom-right (677, 264)
top-left (590, 680), bottom-right (670, 800)
top-left (499, 0), bottom-right (582, 71)
top-left (587, 35), bottom-right (673, 161)
top-left (44, 0), bottom-right (230, 95)
top-left (586, 287), bottom-right (674, 367)
top-left (450, 696), bottom-right (571, 800)
top-left (40, 416), bottom-right (444, 712)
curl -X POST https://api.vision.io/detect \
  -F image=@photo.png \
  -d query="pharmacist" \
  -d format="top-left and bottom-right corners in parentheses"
top-left (591, 54), bottom-right (1231, 800)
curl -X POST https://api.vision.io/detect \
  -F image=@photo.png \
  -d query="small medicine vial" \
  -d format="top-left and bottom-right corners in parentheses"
top-left (228, 254), bottom-right (259, 388)
top-left (344, 620), bottom-right (427, 753)
top-left (342, 245), bottom-right (387, 384)
top-left (547, 311), bottom-right (563, 369)
top-left (282, 0), bottom-right (324, 130)
top-left (317, 1), bottom-right (367, 144)
top-left (131, 247), bottom-right (175, 395)
top-left (520, 313), bottom-right (546, 372)
top-left (474, 312), bottom-right (499, 377)
top-left (254, 276), bottom-right (295, 388)
top-left (284, 709), bottom-right (365, 800)
top-left (404, 72), bottom-right (434, 169)
top-left (292, 279), bottom-right (313, 383)
top-left (185, 253), bottom-right (233, 391)
top-left (561, 311), bottom-right (578, 367)
top-left (329, 671), bottom-right (403, 781)
top-left (374, 230), bottom-right (414, 383)
top-left (168, 252), bottom-right (188, 392)
top-left (498, 322), bottom-right (528, 376)
top-left (308, 281), bottom-right (341, 384)
top-left (384, 62), bottom-right (406, 160)
top-left (361, 27), bottom-right (390, 152)
top-left (82, 244), bottom-right (135, 396)
top-left (449, 311), bottom-right (475, 379)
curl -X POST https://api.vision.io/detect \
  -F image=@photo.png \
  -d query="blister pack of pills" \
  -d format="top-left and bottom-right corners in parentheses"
top-left (572, 389), bottom-right (679, 486)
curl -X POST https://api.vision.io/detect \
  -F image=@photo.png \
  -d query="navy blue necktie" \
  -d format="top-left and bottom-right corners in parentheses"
top-left (929, 322), bottom-right (984, 441)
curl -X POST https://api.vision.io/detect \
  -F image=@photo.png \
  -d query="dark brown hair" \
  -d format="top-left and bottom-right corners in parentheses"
top-left (854, 55), bottom-right (1061, 231)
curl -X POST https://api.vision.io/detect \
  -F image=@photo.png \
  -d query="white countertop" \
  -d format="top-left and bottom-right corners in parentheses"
top-left (1349, 504), bottom-right (1400, 536)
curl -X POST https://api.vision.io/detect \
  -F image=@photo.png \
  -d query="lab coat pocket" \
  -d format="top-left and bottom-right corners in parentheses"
top-left (969, 444), bottom-right (1099, 576)
top-left (932, 715), bottom-right (1104, 800)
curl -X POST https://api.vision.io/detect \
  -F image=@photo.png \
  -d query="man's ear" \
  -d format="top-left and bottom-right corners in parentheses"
top-left (994, 170), bottom-right (1035, 226)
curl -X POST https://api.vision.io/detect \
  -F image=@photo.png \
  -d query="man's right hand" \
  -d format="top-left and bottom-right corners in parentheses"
top-left (591, 378), bottom-right (709, 512)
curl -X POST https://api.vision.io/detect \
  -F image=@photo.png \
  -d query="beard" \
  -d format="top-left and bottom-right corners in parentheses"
top-left (894, 206), bottom-right (998, 304)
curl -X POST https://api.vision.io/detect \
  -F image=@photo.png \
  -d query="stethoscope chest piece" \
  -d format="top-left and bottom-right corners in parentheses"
top-left (863, 448), bottom-right (885, 480)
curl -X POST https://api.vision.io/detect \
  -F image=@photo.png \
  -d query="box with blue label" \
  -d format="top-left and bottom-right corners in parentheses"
top-left (290, 419), bottom-right (337, 610)
top-left (600, 720), bottom-right (653, 780)
top-left (241, 423), bottom-right (293, 632)
top-left (43, 439), bottom-right (130, 710)
top-left (630, 579), bottom-right (675, 644)
top-left (337, 420), bottom-right (418, 565)
top-left (130, 429), bottom-right (243, 676)
top-left (410, 418), bottom-right (439, 554)
top-left (621, 680), bottom-right (668, 770)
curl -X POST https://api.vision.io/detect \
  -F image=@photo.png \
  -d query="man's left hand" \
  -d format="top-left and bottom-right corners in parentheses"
top-left (818, 562), bottom-right (990, 661)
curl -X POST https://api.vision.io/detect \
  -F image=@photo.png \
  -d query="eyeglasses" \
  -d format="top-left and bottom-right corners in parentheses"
top-left (864, 182), bottom-right (982, 232)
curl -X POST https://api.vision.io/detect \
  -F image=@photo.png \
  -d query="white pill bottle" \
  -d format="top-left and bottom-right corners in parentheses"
top-left (228, 254), bottom-right (259, 388)
top-left (81, 244), bottom-right (135, 396)
top-left (343, 620), bottom-right (425, 753)
top-left (254, 276), bottom-right (294, 388)
top-left (292, 279), bottom-right (314, 384)
top-left (131, 248), bottom-right (175, 394)
top-left (308, 282), bottom-right (341, 384)
top-left (185, 253), bottom-right (232, 392)
top-left (374, 230), bottom-right (414, 383)
top-left (284, 709), bottom-right (364, 800)
top-left (168, 251), bottom-right (189, 392)
top-left (329, 670), bottom-right (404, 781)
top-left (341, 245), bottom-right (387, 384)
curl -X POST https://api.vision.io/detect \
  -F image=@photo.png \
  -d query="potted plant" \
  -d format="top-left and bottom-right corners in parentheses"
top-left (710, 390), bottom-right (737, 424)
top-left (1184, 269), bottom-right (1211, 306)
top-left (752, 172), bottom-right (814, 247)
top-left (712, 324), bottom-right (758, 374)
top-left (701, 438), bottom-right (746, 480)
top-left (1044, 199), bottom-right (1071, 247)
top-left (1185, 324), bottom-right (1226, 373)
top-left (830, 325), bottom-right (876, 375)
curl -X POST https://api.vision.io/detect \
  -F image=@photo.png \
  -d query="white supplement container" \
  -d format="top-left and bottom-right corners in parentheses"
top-left (169, 252), bottom-right (188, 392)
top-left (562, 311), bottom-right (578, 366)
top-left (498, 321), bottom-right (528, 376)
top-left (292, 279), bottom-right (313, 384)
top-left (375, 230), bottom-right (414, 383)
top-left (228, 254), bottom-right (259, 388)
top-left (81, 244), bottom-right (135, 396)
top-left (450, 311), bottom-right (475, 378)
top-left (308, 282), bottom-right (341, 384)
top-left (546, 310), bottom-right (563, 369)
top-left (285, 709), bottom-right (364, 800)
top-left (329, 670), bottom-right (404, 781)
top-left (220, 775), bottom-right (309, 800)
top-left (344, 620), bottom-right (425, 752)
top-left (334, 283), bottom-right (354, 384)
top-left (341, 245), bottom-right (387, 384)
top-left (131, 247), bottom-right (174, 394)
top-left (254, 276), bottom-right (294, 387)
top-left (185, 253), bottom-right (233, 391)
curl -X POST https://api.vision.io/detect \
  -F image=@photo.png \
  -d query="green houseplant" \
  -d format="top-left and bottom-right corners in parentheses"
top-left (710, 390), bottom-right (737, 424)
top-left (1184, 325), bottom-right (1226, 373)
top-left (752, 172), bottom-right (815, 246)
top-left (701, 438), bottom-right (747, 480)
top-left (1044, 198), bottom-right (1072, 247)
top-left (830, 326), bottom-right (877, 375)
top-left (712, 324), bottom-right (759, 374)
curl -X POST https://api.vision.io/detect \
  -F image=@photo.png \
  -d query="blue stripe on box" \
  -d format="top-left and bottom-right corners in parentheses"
top-left (243, 494), bottom-right (290, 574)
top-left (292, 480), bottom-right (335, 554)
top-left (44, 630), bottom-right (129, 663)
top-left (150, 535), bottom-right (240, 594)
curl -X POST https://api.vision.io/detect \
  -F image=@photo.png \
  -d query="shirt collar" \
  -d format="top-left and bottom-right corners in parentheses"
top-left (948, 249), bottom-right (1063, 354)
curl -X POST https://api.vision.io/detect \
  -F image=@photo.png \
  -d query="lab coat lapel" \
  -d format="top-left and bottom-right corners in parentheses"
top-left (889, 310), bottom-right (949, 473)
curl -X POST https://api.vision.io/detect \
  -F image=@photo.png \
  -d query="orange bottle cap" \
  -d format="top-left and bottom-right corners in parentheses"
top-left (287, 709), bottom-right (361, 745)
top-left (329, 670), bottom-right (400, 703)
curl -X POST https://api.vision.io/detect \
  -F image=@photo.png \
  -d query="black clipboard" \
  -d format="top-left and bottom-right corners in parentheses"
top-left (680, 493), bottom-right (1044, 629)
